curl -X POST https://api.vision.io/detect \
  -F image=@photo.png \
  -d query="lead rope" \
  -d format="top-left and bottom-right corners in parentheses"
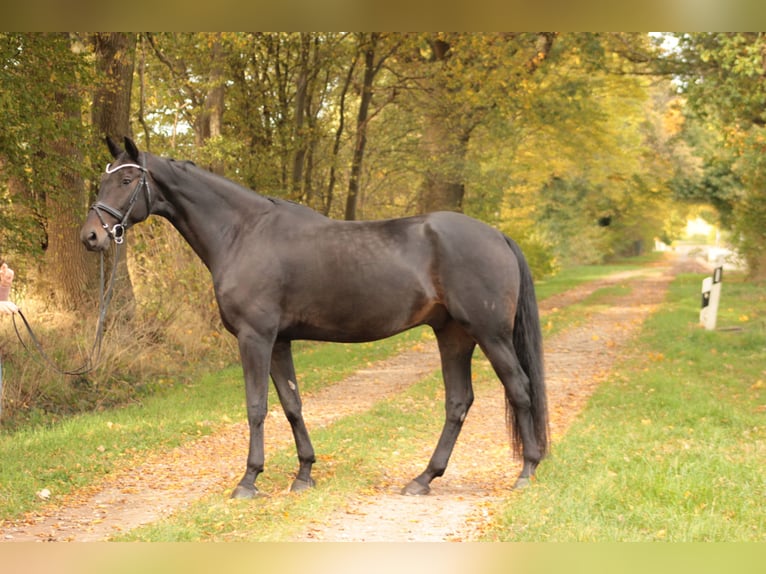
top-left (12, 243), bottom-right (122, 376)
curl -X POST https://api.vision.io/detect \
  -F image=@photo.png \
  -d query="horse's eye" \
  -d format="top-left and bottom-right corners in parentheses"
top-left (122, 177), bottom-right (132, 185)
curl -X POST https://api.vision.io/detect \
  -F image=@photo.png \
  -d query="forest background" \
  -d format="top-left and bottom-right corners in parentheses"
top-left (1, 32), bottom-right (764, 425)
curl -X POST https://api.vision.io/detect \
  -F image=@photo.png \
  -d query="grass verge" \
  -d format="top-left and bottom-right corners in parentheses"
top-left (480, 272), bottom-right (765, 541)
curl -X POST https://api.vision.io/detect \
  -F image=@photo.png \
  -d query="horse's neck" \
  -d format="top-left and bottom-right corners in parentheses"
top-left (150, 158), bottom-right (272, 269)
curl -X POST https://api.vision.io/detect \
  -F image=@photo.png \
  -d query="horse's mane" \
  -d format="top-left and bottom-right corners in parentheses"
top-left (161, 155), bottom-right (325, 218)
top-left (167, 158), bottom-right (197, 169)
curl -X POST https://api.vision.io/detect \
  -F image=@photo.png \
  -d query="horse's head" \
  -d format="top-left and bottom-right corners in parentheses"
top-left (81, 137), bottom-right (155, 252)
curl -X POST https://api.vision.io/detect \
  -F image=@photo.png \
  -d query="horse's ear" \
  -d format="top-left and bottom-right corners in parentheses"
top-left (106, 136), bottom-right (123, 159)
top-left (124, 137), bottom-right (140, 162)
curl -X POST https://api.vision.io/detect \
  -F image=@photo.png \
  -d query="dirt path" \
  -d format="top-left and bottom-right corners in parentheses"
top-left (0, 258), bottom-right (677, 542)
top-left (294, 263), bottom-right (676, 541)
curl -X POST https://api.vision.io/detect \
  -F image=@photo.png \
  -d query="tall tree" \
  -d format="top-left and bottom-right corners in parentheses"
top-left (409, 33), bottom-right (558, 214)
top-left (145, 33), bottom-right (228, 172)
top-left (196, 33), bottom-right (226, 175)
top-left (324, 43), bottom-right (358, 216)
top-left (345, 33), bottom-right (380, 221)
top-left (92, 33), bottom-right (137, 144)
top-left (43, 34), bottom-right (97, 309)
top-left (291, 33), bottom-right (312, 200)
top-left (90, 32), bottom-right (138, 310)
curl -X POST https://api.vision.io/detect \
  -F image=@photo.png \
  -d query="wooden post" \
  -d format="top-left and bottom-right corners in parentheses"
top-left (700, 266), bottom-right (723, 330)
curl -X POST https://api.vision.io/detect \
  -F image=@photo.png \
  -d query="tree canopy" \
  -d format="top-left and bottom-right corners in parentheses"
top-left (668, 32), bottom-right (766, 276)
top-left (1, 31), bottom-right (763, 302)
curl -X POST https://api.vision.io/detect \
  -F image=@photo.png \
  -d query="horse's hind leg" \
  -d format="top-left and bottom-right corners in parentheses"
top-left (480, 339), bottom-right (542, 489)
top-left (402, 321), bottom-right (476, 495)
top-left (270, 340), bottom-right (316, 492)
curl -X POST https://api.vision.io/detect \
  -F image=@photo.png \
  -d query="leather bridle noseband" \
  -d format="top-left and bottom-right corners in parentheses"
top-left (90, 160), bottom-right (153, 245)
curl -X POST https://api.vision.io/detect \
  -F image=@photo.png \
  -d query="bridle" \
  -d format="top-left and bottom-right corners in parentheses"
top-left (90, 160), bottom-right (153, 245)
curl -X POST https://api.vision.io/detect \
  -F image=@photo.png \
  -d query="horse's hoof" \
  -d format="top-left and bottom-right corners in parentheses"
top-left (401, 480), bottom-right (431, 496)
top-left (290, 477), bottom-right (316, 492)
top-left (230, 484), bottom-right (262, 499)
top-left (512, 476), bottom-right (532, 490)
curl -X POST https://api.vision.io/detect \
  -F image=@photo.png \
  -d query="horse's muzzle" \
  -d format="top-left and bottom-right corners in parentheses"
top-left (80, 213), bottom-right (111, 252)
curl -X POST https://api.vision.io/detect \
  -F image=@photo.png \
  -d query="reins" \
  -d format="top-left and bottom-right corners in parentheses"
top-left (12, 244), bottom-right (122, 376)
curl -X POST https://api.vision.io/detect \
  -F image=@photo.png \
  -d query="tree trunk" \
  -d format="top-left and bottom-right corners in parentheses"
top-left (91, 32), bottom-right (138, 314)
top-left (46, 38), bottom-right (98, 310)
top-left (415, 32), bottom-right (558, 214)
top-left (418, 119), bottom-right (471, 213)
top-left (195, 33), bottom-right (226, 175)
top-left (745, 246), bottom-right (766, 280)
top-left (415, 36), bottom-right (472, 215)
top-left (345, 33), bottom-right (379, 221)
top-left (45, 168), bottom-right (94, 310)
top-left (92, 33), bottom-right (137, 143)
top-left (325, 53), bottom-right (357, 216)
top-left (291, 33), bottom-right (311, 201)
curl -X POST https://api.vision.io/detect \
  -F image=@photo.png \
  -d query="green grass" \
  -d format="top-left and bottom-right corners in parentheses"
top-left (480, 272), bottom-right (766, 541)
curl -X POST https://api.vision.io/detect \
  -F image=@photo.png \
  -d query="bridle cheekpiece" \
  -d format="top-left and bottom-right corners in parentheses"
top-left (91, 160), bottom-right (152, 245)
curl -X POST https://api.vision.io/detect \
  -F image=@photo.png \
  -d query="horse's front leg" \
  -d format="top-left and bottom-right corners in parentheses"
top-left (231, 329), bottom-right (274, 499)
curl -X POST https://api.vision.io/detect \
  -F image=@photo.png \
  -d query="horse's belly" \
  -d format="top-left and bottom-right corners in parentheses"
top-left (281, 289), bottom-right (437, 343)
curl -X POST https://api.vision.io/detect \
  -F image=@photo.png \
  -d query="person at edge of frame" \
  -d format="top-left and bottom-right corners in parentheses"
top-left (0, 262), bottom-right (18, 315)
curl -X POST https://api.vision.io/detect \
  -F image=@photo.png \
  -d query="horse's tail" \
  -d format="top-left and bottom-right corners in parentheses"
top-left (504, 235), bottom-right (549, 460)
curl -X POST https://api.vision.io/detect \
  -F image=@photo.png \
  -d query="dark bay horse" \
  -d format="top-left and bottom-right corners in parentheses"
top-left (80, 137), bottom-right (548, 499)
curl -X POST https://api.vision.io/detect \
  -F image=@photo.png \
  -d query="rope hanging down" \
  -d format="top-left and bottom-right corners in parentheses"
top-left (12, 244), bottom-right (122, 376)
